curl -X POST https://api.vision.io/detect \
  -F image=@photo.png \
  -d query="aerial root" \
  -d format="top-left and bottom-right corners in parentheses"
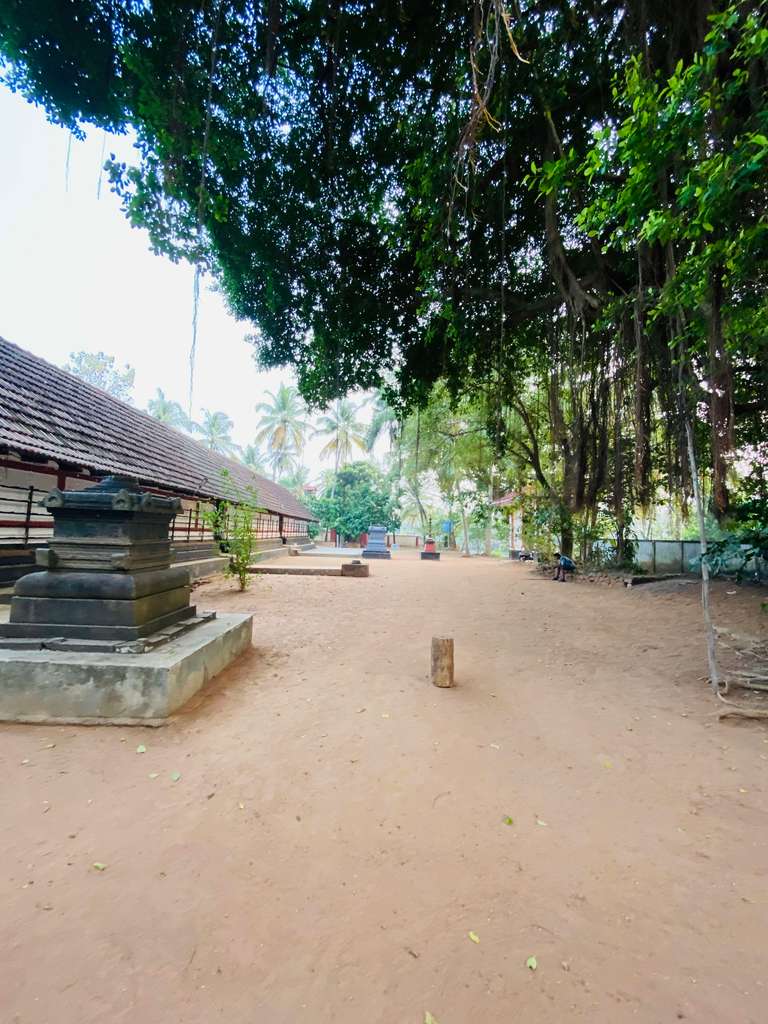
top-left (716, 689), bottom-right (768, 721)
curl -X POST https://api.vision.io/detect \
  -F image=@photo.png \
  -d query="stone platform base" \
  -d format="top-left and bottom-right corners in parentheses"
top-left (0, 612), bottom-right (252, 724)
top-left (420, 551), bottom-right (441, 560)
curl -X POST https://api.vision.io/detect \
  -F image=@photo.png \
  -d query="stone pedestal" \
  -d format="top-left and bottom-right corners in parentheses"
top-left (0, 477), bottom-right (196, 647)
top-left (421, 537), bottom-right (441, 561)
top-left (0, 478), bottom-right (255, 723)
top-left (0, 613), bottom-right (253, 723)
top-left (362, 524), bottom-right (391, 559)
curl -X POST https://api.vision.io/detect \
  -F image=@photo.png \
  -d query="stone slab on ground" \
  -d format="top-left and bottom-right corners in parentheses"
top-left (0, 612), bottom-right (252, 724)
top-left (255, 543), bottom-right (316, 562)
top-left (251, 565), bottom-right (343, 577)
top-left (623, 573), bottom-right (687, 587)
top-left (298, 546), bottom-right (362, 558)
top-left (248, 562), bottom-right (370, 578)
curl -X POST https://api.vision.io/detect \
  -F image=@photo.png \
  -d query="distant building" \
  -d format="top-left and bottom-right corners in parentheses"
top-left (0, 337), bottom-right (315, 584)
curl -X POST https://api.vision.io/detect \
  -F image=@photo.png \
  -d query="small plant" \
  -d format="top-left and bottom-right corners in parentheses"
top-left (205, 500), bottom-right (229, 550)
top-left (701, 526), bottom-right (768, 582)
top-left (222, 500), bottom-right (258, 590)
top-left (202, 470), bottom-right (262, 591)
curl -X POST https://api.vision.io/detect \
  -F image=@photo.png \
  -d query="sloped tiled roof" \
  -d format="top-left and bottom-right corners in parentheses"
top-left (0, 337), bottom-right (314, 521)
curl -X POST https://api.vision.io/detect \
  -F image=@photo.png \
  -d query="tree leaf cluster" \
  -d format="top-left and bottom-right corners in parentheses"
top-left (308, 461), bottom-right (399, 541)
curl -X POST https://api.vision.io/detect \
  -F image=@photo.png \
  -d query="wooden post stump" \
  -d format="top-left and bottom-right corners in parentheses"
top-left (431, 636), bottom-right (454, 688)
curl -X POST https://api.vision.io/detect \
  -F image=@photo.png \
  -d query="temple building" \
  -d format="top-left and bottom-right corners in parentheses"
top-left (0, 337), bottom-right (315, 587)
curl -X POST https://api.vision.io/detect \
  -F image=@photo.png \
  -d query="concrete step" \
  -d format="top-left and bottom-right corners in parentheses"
top-left (172, 543), bottom-right (220, 563)
top-left (178, 555), bottom-right (229, 581)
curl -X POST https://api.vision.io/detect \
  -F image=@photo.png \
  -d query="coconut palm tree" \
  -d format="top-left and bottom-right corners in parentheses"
top-left (365, 391), bottom-right (399, 452)
top-left (255, 384), bottom-right (309, 475)
top-left (279, 463), bottom-right (310, 497)
top-left (267, 443), bottom-right (299, 481)
top-left (194, 409), bottom-right (240, 456)
top-left (241, 444), bottom-right (268, 475)
top-left (314, 398), bottom-right (366, 472)
top-left (147, 388), bottom-right (191, 431)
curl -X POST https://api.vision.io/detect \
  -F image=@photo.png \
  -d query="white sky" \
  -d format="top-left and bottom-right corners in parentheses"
top-left (0, 88), bottom-right (379, 480)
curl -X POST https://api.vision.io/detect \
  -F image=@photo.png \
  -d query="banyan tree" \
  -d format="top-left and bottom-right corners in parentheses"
top-left (1, 0), bottom-right (765, 553)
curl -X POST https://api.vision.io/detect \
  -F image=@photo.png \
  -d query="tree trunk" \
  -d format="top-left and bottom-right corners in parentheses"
top-left (614, 362), bottom-right (626, 563)
top-left (633, 281), bottom-right (652, 507)
top-left (560, 512), bottom-right (574, 558)
top-left (484, 480), bottom-right (493, 556)
top-left (431, 636), bottom-right (455, 688)
top-left (684, 413), bottom-right (720, 693)
top-left (460, 504), bottom-right (470, 556)
top-left (708, 264), bottom-right (732, 518)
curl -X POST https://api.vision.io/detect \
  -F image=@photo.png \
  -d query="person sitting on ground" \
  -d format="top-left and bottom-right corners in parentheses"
top-left (552, 551), bottom-right (576, 581)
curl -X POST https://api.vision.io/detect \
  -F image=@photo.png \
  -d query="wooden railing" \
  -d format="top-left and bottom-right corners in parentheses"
top-left (1, 473), bottom-right (310, 549)
top-left (0, 482), bottom-right (53, 544)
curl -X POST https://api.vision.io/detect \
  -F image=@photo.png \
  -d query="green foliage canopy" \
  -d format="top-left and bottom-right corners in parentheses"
top-left (308, 461), bottom-right (399, 541)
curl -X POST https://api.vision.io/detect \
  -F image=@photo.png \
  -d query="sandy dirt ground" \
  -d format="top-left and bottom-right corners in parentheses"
top-left (2, 552), bottom-right (767, 1024)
